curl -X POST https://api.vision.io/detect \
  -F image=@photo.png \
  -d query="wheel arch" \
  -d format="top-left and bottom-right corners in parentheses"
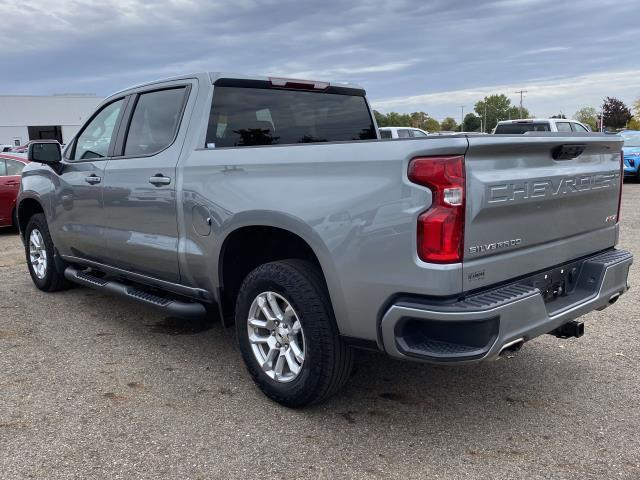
top-left (17, 197), bottom-right (45, 240)
top-left (216, 220), bottom-right (344, 328)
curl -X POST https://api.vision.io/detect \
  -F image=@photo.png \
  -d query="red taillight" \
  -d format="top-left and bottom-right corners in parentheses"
top-left (618, 150), bottom-right (623, 223)
top-left (408, 156), bottom-right (465, 263)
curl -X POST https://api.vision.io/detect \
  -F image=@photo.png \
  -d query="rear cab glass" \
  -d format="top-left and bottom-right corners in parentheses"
top-left (494, 122), bottom-right (551, 134)
top-left (379, 130), bottom-right (392, 139)
top-left (206, 81), bottom-right (377, 148)
top-left (556, 122), bottom-right (572, 132)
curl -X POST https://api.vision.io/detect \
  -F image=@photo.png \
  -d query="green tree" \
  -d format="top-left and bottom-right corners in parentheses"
top-left (440, 117), bottom-right (458, 131)
top-left (474, 94), bottom-right (527, 133)
top-left (373, 110), bottom-right (388, 127)
top-left (602, 97), bottom-right (632, 129)
top-left (410, 112), bottom-right (428, 128)
top-left (424, 117), bottom-right (440, 132)
top-left (462, 113), bottom-right (482, 132)
top-left (373, 110), bottom-right (440, 131)
top-left (574, 107), bottom-right (598, 131)
top-left (630, 99), bottom-right (640, 130)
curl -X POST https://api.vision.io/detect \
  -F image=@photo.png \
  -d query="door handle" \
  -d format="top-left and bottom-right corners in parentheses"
top-left (85, 175), bottom-right (101, 185)
top-left (149, 174), bottom-right (171, 186)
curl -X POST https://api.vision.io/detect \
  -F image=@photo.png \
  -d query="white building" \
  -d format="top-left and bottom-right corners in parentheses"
top-left (0, 94), bottom-right (102, 147)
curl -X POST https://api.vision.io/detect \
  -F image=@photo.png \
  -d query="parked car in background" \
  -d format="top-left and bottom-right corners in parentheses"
top-left (621, 130), bottom-right (640, 181)
top-left (0, 154), bottom-right (28, 228)
top-left (494, 118), bottom-right (591, 134)
top-left (379, 127), bottom-right (429, 138)
top-left (1, 145), bottom-right (13, 152)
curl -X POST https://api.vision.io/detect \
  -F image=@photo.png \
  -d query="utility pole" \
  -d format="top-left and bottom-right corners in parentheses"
top-left (483, 104), bottom-right (487, 133)
top-left (514, 89), bottom-right (528, 118)
top-left (460, 105), bottom-right (464, 132)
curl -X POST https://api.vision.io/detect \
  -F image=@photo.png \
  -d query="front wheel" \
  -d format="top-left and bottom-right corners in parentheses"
top-left (235, 259), bottom-right (353, 407)
top-left (25, 213), bottom-right (70, 292)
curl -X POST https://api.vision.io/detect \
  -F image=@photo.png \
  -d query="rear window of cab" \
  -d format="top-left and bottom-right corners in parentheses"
top-left (494, 123), bottom-right (551, 134)
top-left (206, 86), bottom-right (377, 148)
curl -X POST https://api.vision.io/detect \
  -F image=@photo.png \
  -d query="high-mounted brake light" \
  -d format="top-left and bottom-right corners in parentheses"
top-left (408, 156), bottom-right (465, 263)
top-left (268, 77), bottom-right (330, 90)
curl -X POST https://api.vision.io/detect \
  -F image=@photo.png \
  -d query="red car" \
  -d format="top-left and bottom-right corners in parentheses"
top-left (0, 154), bottom-right (28, 228)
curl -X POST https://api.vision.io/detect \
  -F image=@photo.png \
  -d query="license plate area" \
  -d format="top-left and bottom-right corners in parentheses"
top-left (521, 260), bottom-right (583, 304)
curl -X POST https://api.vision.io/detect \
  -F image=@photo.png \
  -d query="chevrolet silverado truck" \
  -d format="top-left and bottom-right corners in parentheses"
top-left (18, 73), bottom-right (632, 407)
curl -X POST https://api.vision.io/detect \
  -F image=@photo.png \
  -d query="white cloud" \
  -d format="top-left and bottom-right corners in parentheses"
top-left (523, 46), bottom-right (571, 55)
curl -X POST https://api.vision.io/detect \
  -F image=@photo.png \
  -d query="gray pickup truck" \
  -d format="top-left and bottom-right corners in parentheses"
top-left (18, 72), bottom-right (632, 407)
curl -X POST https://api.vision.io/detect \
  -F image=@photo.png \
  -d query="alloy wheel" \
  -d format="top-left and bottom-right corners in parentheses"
top-left (247, 291), bottom-right (305, 383)
top-left (29, 229), bottom-right (47, 279)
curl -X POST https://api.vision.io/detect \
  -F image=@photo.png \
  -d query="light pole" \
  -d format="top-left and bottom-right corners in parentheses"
top-left (484, 104), bottom-right (487, 133)
top-left (514, 89), bottom-right (528, 118)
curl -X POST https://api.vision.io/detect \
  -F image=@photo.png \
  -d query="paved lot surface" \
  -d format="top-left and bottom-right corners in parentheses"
top-left (1, 187), bottom-right (640, 480)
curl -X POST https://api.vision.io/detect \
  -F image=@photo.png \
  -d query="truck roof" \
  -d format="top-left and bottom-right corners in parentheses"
top-left (107, 72), bottom-right (364, 100)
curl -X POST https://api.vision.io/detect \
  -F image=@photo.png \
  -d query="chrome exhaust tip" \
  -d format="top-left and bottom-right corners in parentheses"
top-left (499, 338), bottom-right (524, 356)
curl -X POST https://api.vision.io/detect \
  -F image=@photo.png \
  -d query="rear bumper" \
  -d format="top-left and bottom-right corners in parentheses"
top-left (380, 249), bottom-right (632, 364)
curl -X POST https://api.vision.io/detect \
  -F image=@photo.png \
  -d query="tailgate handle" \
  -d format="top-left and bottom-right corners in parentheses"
top-left (552, 144), bottom-right (586, 160)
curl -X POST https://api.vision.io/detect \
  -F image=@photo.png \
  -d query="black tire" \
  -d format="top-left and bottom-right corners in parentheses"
top-left (24, 213), bottom-right (70, 292)
top-left (235, 259), bottom-right (353, 407)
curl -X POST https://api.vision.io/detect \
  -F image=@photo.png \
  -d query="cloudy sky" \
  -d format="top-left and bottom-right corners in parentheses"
top-left (1, 0), bottom-right (638, 120)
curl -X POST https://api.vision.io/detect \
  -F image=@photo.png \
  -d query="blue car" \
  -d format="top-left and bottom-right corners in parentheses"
top-left (622, 130), bottom-right (640, 180)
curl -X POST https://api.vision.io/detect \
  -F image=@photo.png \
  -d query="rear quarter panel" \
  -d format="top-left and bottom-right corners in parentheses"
top-left (179, 137), bottom-right (468, 341)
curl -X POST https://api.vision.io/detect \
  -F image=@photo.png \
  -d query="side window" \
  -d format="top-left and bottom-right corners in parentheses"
top-left (0, 160), bottom-right (6, 176)
top-left (572, 123), bottom-right (588, 132)
top-left (5, 160), bottom-right (25, 176)
top-left (379, 130), bottom-right (392, 139)
top-left (556, 122), bottom-right (572, 132)
top-left (124, 87), bottom-right (187, 157)
top-left (74, 99), bottom-right (124, 160)
top-left (397, 129), bottom-right (411, 138)
top-left (411, 129), bottom-right (428, 137)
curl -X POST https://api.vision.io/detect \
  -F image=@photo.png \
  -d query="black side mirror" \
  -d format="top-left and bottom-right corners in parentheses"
top-left (28, 142), bottom-right (62, 164)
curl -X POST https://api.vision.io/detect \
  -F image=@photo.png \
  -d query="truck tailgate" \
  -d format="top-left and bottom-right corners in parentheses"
top-left (463, 134), bottom-right (623, 291)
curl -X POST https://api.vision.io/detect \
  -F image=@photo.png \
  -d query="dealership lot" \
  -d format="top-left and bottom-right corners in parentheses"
top-left (0, 188), bottom-right (639, 480)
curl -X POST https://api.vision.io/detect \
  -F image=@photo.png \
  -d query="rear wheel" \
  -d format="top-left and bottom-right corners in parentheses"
top-left (235, 259), bottom-right (353, 407)
top-left (25, 213), bottom-right (70, 292)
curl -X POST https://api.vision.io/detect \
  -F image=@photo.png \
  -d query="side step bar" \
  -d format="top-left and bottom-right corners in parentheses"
top-left (64, 266), bottom-right (207, 319)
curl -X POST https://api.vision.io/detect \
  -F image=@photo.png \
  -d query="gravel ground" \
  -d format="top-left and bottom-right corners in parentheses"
top-left (1, 186), bottom-right (639, 480)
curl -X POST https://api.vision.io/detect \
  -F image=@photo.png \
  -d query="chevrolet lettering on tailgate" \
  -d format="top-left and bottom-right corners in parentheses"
top-left (487, 172), bottom-right (619, 204)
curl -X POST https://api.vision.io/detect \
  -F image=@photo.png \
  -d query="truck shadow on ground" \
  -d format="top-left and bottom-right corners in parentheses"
top-left (0, 227), bottom-right (19, 236)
